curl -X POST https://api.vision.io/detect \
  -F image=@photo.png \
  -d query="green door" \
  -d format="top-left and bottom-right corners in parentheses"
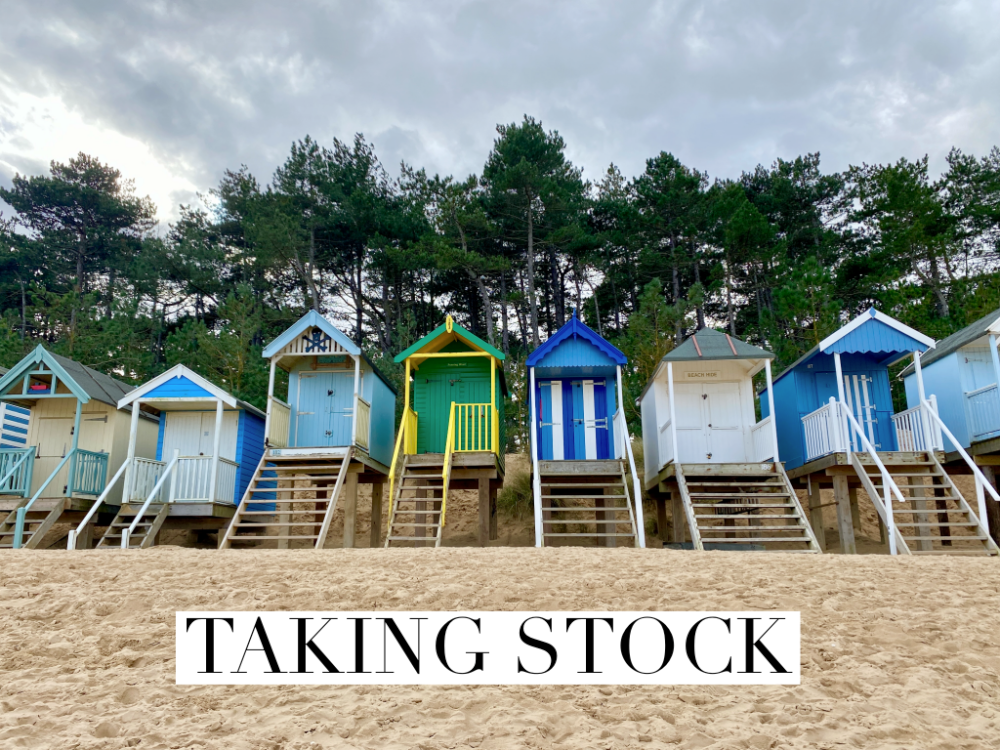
top-left (416, 369), bottom-right (491, 454)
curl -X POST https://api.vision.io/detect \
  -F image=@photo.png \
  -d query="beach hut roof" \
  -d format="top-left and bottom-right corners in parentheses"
top-left (394, 317), bottom-right (505, 363)
top-left (117, 364), bottom-right (265, 418)
top-left (526, 311), bottom-right (626, 368)
top-left (774, 308), bottom-right (935, 385)
top-left (898, 308), bottom-right (1000, 377)
top-left (263, 310), bottom-right (360, 358)
top-left (0, 345), bottom-right (135, 406)
top-left (661, 328), bottom-right (774, 364)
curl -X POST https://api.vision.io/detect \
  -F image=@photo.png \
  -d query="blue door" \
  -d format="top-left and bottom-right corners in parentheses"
top-left (570, 379), bottom-right (610, 460)
top-left (535, 379), bottom-right (568, 460)
top-left (296, 372), bottom-right (330, 446)
top-left (327, 371), bottom-right (356, 445)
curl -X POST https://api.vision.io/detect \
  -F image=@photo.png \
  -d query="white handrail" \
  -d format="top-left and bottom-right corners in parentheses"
top-left (122, 450), bottom-right (179, 549)
top-left (614, 406), bottom-right (646, 548)
top-left (922, 399), bottom-right (999, 538)
top-left (842, 407), bottom-right (907, 555)
top-left (66, 459), bottom-right (132, 550)
top-left (529, 368), bottom-right (543, 547)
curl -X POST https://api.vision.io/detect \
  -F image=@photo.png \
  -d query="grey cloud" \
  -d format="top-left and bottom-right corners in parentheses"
top-left (1, 0), bottom-right (998, 220)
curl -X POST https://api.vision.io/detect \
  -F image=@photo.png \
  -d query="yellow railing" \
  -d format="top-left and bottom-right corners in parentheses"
top-left (388, 407), bottom-right (417, 517)
top-left (441, 404), bottom-right (457, 527)
top-left (267, 396), bottom-right (290, 448)
top-left (453, 402), bottom-right (497, 452)
top-left (355, 395), bottom-right (371, 451)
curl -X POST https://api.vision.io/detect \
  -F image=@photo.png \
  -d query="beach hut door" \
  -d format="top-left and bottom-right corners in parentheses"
top-left (536, 380), bottom-right (565, 460)
top-left (674, 382), bottom-right (745, 463)
top-left (842, 374), bottom-right (878, 449)
top-left (571, 379), bottom-right (610, 460)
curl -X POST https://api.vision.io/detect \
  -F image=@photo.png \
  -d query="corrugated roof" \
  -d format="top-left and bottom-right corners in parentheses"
top-left (526, 312), bottom-right (626, 367)
top-left (661, 328), bottom-right (774, 363)
top-left (899, 308), bottom-right (1000, 377)
top-left (48, 352), bottom-right (136, 406)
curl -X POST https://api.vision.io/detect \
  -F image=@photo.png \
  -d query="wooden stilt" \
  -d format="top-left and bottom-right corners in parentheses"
top-left (934, 486), bottom-right (952, 547)
top-left (832, 474), bottom-right (856, 554)
top-left (671, 490), bottom-right (685, 544)
top-left (489, 485), bottom-right (498, 541)
top-left (370, 481), bottom-right (384, 547)
top-left (980, 465), bottom-right (1000, 545)
top-left (342, 470), bottom-right (358, 549)
top-left (478, 476), bottom-right (490, 547)
top-left (75, 518), bottom-right (94, 550)
top-left (808, 479), bottom-right (826, 550)
top-left (656, 496), bottom-right (668, 541)
top-left (415, 489), bottom-right (427, 547)
top-left (277, 478), bottom-right (292, 550)
top-left (848, 487), bottom-right (861, 535)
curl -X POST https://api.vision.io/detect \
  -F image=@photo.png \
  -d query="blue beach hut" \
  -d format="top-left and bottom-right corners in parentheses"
top-left (220, 311), bottom-right (397, 550)
top-left (526, 312), bottom-right (644, 548)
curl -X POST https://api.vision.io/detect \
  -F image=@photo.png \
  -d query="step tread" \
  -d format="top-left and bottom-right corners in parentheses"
top-left (696, 513), bottom-right (803, 519)
top-left (542, 533), bottom-right (636, 538)
top-left (698, 525), bottom-right (809, 531)
top-left (232, 522), bottom-right (324, 527)
top-left (541, 494), bottom-right (626, 499)
top-left (691, 503), bottom-right (793, 509)
top-left (901, 535), bottom-right (987, 542)
top-left (910, 550), bottom-right (992, 556)
top-left (229, 535), bottom-right (320, 540)
top-left (696, 537), bottom-right (812, 543)
top-left (689, 492), bottom-right (790, 498)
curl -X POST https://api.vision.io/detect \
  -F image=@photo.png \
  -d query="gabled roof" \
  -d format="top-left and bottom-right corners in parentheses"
top-left (0, 345), bottom-right (135, 406)
top-left (526, 311), bottom-right (626, 367)
top-left (661, 328), bottom-right (774, 363)
top-left (394, 316), bottom-right (505, 363)
top-left (774, 308), bottom-right (935, 384)
top-left (262, 310), bottom-right (361, 358)
top-left (899, 308), bottom-right (1000, 377)
top-left (117, 364), bottom-right (265, 418)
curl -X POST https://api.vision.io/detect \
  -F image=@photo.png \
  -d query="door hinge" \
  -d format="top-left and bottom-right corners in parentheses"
top-left (328, 390), bottom-right (334, 396)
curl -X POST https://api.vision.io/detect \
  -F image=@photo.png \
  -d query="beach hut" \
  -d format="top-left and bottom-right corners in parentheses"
top-left (0, 346), bottom-right (158, 549)
top-left (385, 315), bottom-right (506, 547)
top-left (764, 308), bottom-right (998, 556)
top-left (0, 367), bottom-right (31, 450)
top-left (898, 307), bottom-right (1000, 542)
top-left (66, 365), bottom-right (268, 549)
top-left (526, 312), bottom-right (644, 547)
top-left (219, 311), bottom-right (397, 549)
top-left (640, 328), bottom-right (820, 553)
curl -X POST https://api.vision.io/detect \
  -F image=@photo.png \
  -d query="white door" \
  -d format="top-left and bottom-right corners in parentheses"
top-left (540, 381), bottom-right (564, 460)
top-left (163, 411), bottom-right (238, 460)
top-left (199, 412), bottom-right (239, 461)
top-left (842, 375), bottom-right (876, 448)
top-left (704, 382), bottom-right (746, 462)
top-left (674, 383), bottom-right (708, 463)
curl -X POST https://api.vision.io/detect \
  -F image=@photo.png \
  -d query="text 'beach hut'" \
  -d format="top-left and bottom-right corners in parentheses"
top-left (765, 308), bottom-right (998, 556)
top-left (0, 346), bottom-right (158, 549)
top-left (526, 312), bottom-right (644, 547)
top-left (67, 365), bottom-right (269, 549)
top-left (386, 315), bottom-right (506, 547)
top-left (640, 329), bottom-right (821, 553)
top-left (220, 311), bottom-right (397, 550)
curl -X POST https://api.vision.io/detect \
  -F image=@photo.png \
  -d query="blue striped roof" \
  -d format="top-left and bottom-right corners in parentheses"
top-left (527, 312), bottom-right (626, 367)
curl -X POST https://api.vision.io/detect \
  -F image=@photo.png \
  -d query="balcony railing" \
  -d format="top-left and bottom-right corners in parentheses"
top-left (355, 395), bottom-right (371, 451)
top-left (892, 399), bottom-right (943, 452)
top-left (750, 416), bottom-right (774, 462)
top-left (171, 456), bottom-right (239, 503)
top-left (129, 457), bottom-right (166, 502)
top-left (658, 417), bottom-right (674, 467)
top-left (802, 398), bottom-right (847, 462)
top-left (453, 403), bottom-right (498, 453)
top-left (965, 383), bottom-right (1000, 442)
top-left (0, 448), bottom-right (34, 497)
top-left (267, 396), bottom-right (291, 448)
top-left (71, 449), bottom-right (108, 496)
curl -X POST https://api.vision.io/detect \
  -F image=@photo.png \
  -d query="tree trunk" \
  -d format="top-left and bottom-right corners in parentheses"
top-left (307, 228), bottom-right (320, 312)
top-left (526, 195), bottom-right (539, 347)
top-left (470, 271), bottom-right (495, 345)
top-left (725, 254), bottom-right (736, 335)
top-left (19, 278), bottom-right (26, 340)
top-left (671, 236), bottom-right (682, 345)
top-left (356, 247), bottom-right (363, 345)
top-left (500, 271), bottom-right (510, 355)
top-left (693, 255), bottom-right (705, 330)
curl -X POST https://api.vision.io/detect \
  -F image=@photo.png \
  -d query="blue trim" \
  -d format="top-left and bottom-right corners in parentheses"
top-left (143, 375), bottom-right (216, 400)
top-left (156, 413), bottom-right (166, 461)
top-left (527, 312), bottom-right (626, 367)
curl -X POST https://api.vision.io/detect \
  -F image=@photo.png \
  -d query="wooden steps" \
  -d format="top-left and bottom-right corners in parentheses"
top-left (385, 456), bottom-right (445, 547)
top-left (0, 499), bottom-right (67, 549)
top-left (676, 463), bottom-right (821, 553)
top-left (219, 449), bottom-right (352, 550)
top-left (96, 502), bottom-right (170, 549)
top-left (536, 459), bottom-right (639, 547)
top-left (850, 451), bottom-right (998, 556)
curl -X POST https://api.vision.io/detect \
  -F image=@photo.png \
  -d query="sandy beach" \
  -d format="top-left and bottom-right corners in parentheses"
top-left (1, 547), bottom-right (999, 749)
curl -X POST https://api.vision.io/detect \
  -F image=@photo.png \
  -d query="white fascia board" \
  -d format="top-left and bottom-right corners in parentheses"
top-left (118, 364), bottom-right (237, 409)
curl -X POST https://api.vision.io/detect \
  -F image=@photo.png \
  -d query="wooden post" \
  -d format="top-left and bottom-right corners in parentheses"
top-left (848, 486), bottom-right (861, 535)
top-left (122, 397), bottom-right (141, 504)
top-left (277, 478), bottom-right (291, 550)
top-left (76, 519), bottom-right (94, 550)
top-left (529, 366), bottom-right (542, 547)
top-left (265, 360), bottom-right (276, 443)
top-left (807, 478), bottom-right (826, 550)
top-left (370, 481), bottom-right (384, 547)
top-left (415, 488), bottom-right (426, 547)
top-left (980, 465), bottom-right (1000, 545)
top-left (671, 490), bottom-right (685, 543)
top-left (655, 496), bottom-right (668, 542)
top-left (351, 356), bottom-right (361, 446)
top-left (478, 475), bottom-right (490, 547)
top-left (68, 399), bottom-right (82, 495)
top-left (342, 469), bottom-right (358, 548)
top-left (208, 400), bottom-right (223, 503)
top-left (834, 352), bottom-right (849, 459)
top-left (764, 359), bottom-right (779, 463)
top-left (832, 474), bottom-right (856, 554)
top-left (489, 484), bottom-right (498, 541)
top-left (934, 485), bottom-right (951, 547)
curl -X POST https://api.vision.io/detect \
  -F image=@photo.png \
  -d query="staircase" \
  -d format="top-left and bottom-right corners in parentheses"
top-left (851, 452), bottom-right (999, 556)
top-left (96, 502), bottom-right (170, 549)
top-left (676, 463), bottom-right (821, 552)
top-left (219, 449), bottom-right (351, 549)
top-left (537, 459), bottom-right (638, 546)
top-left (385, 456), bottom-right (445, 547)
top-left (0, 499), bottom-right (67, 549)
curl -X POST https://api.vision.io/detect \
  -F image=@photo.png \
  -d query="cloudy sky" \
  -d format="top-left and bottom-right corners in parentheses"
top-left (1, 0), bottom-right (999, 223)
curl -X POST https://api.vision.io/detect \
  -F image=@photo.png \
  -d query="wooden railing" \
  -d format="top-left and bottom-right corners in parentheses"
top-left (892, 397), bottom-right (943, 452)
top-left (0, 448), bottom-right (34, 497)
top-left (123, 451), bottom-right (179, 548)
top-left (267, 396), bottom-right (291, 448)
top-left (355, 395), bottom-right (371, 451)
top-left (67, 458), bottom-right (132, 549)
top-left (72, 449), bottom-right (108, 496)
top-left (964, 383), bottom-right (1000, 442)
top-left (658, 417), bottom-right (674, 467)
top-left (750, 416), bottom-right (774, 462)
top-left (452, 403), bottom-right (497, 452)
top-left (802, 398), bottom-right (847, 461)
top-left (11, 450), bottom-right (75, 548)
top-left (129, 457), bottom-right (166, 502)
top-left (172, 456), bottom-right (239, 503)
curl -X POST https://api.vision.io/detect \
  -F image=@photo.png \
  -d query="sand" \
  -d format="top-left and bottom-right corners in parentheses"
top-left (2, 547), bottom-right (1000, 749)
